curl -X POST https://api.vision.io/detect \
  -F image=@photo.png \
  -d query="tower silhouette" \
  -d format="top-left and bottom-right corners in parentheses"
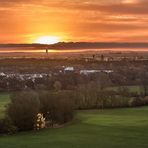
top-left (46, 49), bottom-right (48, 55)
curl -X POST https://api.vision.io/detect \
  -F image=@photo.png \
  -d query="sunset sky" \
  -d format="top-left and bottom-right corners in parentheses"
top-left (0, 0), bottom-right (148, 43)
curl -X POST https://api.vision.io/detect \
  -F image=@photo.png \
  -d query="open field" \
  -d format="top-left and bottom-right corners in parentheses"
top-left (0, 106), bottom-right (148, 148)
top-left (106, 85), bottom-right (144, 94)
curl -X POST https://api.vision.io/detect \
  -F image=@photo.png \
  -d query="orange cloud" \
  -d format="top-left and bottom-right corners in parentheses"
top-left (0, 0), bottom-right (148, 43)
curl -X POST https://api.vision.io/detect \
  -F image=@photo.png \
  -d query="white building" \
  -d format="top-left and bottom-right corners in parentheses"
top-left (80, 70), bottom-right (113, 75)
top-left (80, 70), bottom-right (101, 75)
top-left (64, 67), bottom-right (75, 73)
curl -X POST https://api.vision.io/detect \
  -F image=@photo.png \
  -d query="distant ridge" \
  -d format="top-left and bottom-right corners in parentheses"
top-left (0, 42), bottom-right (148, 50)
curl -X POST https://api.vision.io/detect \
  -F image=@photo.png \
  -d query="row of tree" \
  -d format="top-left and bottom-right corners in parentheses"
top-left (0, 90), bottom-right (75, 134)
top-left (1, 82), bottom-right (148, 134)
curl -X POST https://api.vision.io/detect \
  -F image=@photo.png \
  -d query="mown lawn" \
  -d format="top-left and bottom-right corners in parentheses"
top-left (0, 106), bottom-right (148, 148)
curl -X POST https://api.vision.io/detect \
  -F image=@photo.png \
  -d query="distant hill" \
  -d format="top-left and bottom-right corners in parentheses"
top-left (0, 42), bottom-right (148, 50)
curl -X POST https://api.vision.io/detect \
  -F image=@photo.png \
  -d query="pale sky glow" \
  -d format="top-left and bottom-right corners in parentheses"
top-left (34, 36), bottom-right (61, 44)
top-left (122, 0), bottom-right (138, 4)
top-left (0, 0), bottom-right (148, 43)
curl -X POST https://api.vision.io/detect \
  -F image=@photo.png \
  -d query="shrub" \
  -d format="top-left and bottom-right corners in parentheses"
top-left (128, 98), bottom-right (135, 107)
top-left (0, 116), bottom-right (17, 134)
top-left (38, 91), bottom-right (75, 126)
top-left (118, 87), bottom-right (130, 97)
top-left (143, 96), bottom-right (148, 105)
top-left (7, 91), bottom-right (40, 131)
top-left (53, 81), bottom-right (62, 91)
top-left (53, 91), bottom-right (75, 124)
top-left (131, 97), bottom-right (143, 106)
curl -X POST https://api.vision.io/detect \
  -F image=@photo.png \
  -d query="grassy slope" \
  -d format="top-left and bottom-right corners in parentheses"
top-left (0, 107), bottom-right (148, 148)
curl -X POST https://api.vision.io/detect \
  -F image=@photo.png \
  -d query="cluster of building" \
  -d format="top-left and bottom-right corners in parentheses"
top-left (0, 66), bottom-right (114, 82)
top-left (0, 72), bottom-right (49, 81)
top-left (63, 66), bottom-right (114, 75)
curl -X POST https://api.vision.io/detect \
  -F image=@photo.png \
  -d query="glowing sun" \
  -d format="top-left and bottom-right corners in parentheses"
top-left (35, 36), bottom-right (60, 44)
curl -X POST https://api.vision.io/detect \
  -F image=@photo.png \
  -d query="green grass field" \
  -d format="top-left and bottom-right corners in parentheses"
top-left (0, 92), bottom-right (148, 148)
top-left (0, 107), bottom-right (148, 148)
top-left (106, 85), bottom-right (144, 94)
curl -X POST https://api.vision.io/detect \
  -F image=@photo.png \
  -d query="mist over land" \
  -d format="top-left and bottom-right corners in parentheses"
top-left (1, 42), bottom-right (148, 51)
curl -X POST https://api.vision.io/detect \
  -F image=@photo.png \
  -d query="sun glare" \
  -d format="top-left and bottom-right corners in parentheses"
top-left (35, 36), bottom-right (60, 44)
